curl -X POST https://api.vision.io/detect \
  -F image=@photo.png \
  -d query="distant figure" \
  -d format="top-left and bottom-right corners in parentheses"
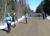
top-left (25, 12), bottom-right (27, 24)
top-left (42, 12), bottom-right (45, 19)
top-left (4, 13), bottom-right (12, 33)
top-left (25, 15), bottom-right (27, 24)
top-left (30, 14), bottom-right (31, 17)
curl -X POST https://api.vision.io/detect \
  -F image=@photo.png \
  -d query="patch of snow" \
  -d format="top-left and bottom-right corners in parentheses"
top-left (47, 16), bottom-right (50, 20)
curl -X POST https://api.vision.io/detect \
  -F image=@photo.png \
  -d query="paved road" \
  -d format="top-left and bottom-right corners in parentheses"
top-left (0, 17), bottom-right (50, 36)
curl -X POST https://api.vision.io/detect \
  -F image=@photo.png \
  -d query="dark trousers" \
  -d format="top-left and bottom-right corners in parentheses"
top-left (7, 23), bottom-right (11, 32)
top-left (25, 17), bottom-right (27, 24)
top-left (43, 14), bottom-right (45, 19)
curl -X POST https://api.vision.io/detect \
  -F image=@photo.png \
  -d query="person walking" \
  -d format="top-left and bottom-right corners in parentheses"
top-left (42, 12), bottom-right (45, 19)
top-left (4, 13), bottom-right (12, 33)
top-left (25, 12), bottom-right (27, 24)
top-left (12, 13), bottom-right (16, 28)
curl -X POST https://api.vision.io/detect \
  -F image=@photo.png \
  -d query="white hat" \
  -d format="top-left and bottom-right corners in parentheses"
top-left (14, 13), bottom-right (15, 15)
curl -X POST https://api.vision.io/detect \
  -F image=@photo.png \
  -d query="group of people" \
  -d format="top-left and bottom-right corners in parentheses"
top-left (3, 12), bottom-right (28, 33)
top-left (4, 13), bottom-right (16, 33)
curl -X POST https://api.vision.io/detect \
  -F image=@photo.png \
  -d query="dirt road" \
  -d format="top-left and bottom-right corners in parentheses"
top-left (0, 17), bottom-right (50, 36)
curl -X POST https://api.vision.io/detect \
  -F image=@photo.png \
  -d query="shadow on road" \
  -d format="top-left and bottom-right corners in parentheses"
top-left (1, 29), bottom-right (8, 33)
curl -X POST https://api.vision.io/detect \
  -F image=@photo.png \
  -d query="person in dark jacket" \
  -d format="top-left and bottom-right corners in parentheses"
top-left (42, 12), bottom-right (45, 19)
top-left (24, 11), bottom-right (27, 24)
top-left (12, 13), bottom-right (16, 28)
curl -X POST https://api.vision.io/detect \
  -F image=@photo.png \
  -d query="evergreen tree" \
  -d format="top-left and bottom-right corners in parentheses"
top-left (44, 0), bottom-right (50, 15)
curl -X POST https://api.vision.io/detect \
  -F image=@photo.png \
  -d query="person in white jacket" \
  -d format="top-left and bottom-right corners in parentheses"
top-left (4, 13), bottom-right (12, 33)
